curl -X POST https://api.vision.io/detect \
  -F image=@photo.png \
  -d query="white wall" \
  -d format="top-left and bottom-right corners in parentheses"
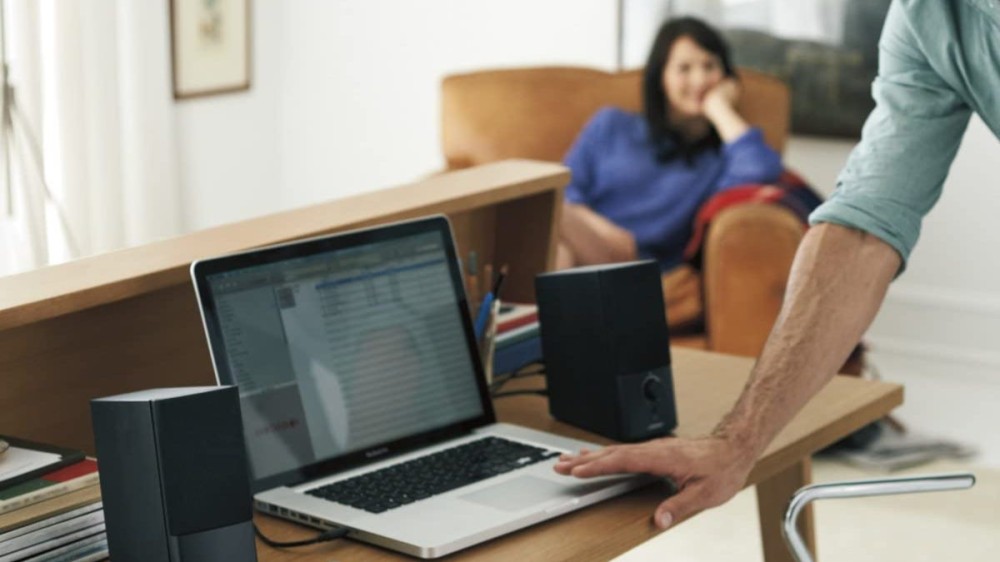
top-left (783, 136), bottom-right (854, 196)
top-left (865, 117), bottom-right (1000, 465)
top-left (176, 0), bottom-right (617, 229)
top-left (276, 0), bottom-right (616, 210)
top-left (175, 0), bottom-right (285, 232)
top-left (621, 0), bottom-right (670, 68)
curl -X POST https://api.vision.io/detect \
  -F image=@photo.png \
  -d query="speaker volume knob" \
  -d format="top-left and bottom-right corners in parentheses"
top-left (641, 374), bottom-right (662, 402)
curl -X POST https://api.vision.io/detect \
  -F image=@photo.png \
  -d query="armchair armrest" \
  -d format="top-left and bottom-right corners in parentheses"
top-left (702, 203), bottom-right (804, 356)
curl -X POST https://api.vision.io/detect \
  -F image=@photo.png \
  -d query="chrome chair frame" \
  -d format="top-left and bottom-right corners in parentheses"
top-left (783, 472), bottom-right (976, 562)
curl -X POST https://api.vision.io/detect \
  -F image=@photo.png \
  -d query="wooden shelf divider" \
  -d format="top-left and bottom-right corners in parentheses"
top-left (0, 160), bottom-right (568, 454)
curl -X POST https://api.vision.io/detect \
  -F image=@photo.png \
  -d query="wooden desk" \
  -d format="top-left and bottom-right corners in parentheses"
top-left (255, 347), bottom-right (902, 562)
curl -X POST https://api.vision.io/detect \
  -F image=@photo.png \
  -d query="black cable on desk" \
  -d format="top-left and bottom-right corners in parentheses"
top-left (489, 372), bottom-right (544, 395)
top-left (254, 522), bottom-right (350, 548)
top-left (489, 362), bottom-right (545, 396)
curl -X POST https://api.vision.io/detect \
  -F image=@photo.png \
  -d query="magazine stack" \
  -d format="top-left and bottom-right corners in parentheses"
top-left (0, 436), bottom-right (106, 561)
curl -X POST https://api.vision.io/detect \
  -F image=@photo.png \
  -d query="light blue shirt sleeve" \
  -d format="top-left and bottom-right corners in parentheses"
top-left (809, 0), bottom-right (973, 272)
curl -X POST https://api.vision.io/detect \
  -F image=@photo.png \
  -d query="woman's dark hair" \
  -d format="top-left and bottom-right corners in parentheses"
top-left (643, 17), bottom-right (736, 164)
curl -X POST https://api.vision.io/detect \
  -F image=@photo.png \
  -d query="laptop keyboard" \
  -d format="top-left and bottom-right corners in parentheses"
top-left (306, 436), bottom-right (561, 514)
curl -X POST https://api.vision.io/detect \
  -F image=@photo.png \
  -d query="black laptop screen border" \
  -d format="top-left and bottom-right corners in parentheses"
top-left (191, 215), bottom-right (498, 493)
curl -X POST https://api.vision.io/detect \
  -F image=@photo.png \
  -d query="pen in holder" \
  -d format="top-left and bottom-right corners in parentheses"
top-left (478, 298), bottom-right (501, 385)
top-left (474, 264), bottom-right (507, 385)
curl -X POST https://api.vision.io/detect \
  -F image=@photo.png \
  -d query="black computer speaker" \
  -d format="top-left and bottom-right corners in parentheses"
top-left (536, 261), bottom-right (677, 442)
top-left (91, 386), bottom-right (257, 562)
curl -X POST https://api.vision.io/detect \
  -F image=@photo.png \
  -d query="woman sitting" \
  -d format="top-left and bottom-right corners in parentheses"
top-left (556, 18), bottom-right (783, 325)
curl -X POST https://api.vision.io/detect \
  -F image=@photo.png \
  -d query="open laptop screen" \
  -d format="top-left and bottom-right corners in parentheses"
top-left (192, 217), bottom-right (494, 492)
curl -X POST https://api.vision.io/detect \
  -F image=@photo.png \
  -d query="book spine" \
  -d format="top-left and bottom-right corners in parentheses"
top-left (493, 334), bottom-right (543, 375)
top-left (497, 312), bottom-right (539, 333)
top-left (0, 473), bottom-right (99, 515)
top-left (495, 322), bottom-right (539, 346)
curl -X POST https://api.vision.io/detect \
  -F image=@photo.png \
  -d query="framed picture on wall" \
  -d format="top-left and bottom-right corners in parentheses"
top-left (170, 0), bottom-right (252, 99)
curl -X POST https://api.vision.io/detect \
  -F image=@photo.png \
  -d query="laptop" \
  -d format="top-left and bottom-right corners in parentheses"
top-left (190, 215), bottom-right (651, 558)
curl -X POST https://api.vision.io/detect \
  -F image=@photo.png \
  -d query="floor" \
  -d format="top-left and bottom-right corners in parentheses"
top-left (615, 457), bottom-right (999, 561)
top-left (864, 348), bottom-right (1000, 467)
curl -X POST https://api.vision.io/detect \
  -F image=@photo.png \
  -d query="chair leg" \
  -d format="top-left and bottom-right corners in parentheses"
top-left (757, 458), bottom-right (816, 562)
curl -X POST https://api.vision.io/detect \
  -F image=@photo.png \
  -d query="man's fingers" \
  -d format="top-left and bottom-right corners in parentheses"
top-left (554, 454), bottom-right (612, 477)
top-left (555, 444), bottom-right (671, 477)
top-left (552, 435), bottom-right (751, 530)
top-left (577, 446), bottom-right (673, 476)
top-left (553, 460), bottom-right (574, 475)
top-left (554, 446), bottom-right (620, 473)
top-left (554, 457), bottom-right (585, 474)
top-left (566, 449), bottom-right (642, 478)
top-left (653, 484), bottom-right (704, 530)
top-left (553, 453), bottom-right (601, 475)
top-left (570, 459), bottom-right (617, 478)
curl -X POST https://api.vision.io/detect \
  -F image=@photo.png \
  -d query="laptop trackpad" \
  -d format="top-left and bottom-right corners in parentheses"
top-left (460, 476), bottom-right (570, 512)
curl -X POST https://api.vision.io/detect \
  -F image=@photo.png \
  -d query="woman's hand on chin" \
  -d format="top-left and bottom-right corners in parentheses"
top-left (701, 78), bottom-right (749, 141)
top-left (702, 78), bottom-right (741, 116)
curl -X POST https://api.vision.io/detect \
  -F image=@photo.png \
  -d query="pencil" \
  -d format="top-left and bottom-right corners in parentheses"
top-left (474, 292), bottom-right (495, 341)
top-left (491, 264), bottom-right (508, 298)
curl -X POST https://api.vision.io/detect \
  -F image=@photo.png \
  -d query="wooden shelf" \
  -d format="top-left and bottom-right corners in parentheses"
top-left (0, 160), bottom-right (568, 454)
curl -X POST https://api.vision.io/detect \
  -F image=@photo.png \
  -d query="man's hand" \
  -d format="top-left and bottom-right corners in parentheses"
top-left (553, 435), bottom-right (754, 530)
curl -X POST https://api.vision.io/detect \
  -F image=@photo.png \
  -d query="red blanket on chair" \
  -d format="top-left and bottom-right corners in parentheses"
top-left (683, 169), bottom-right (824, 261)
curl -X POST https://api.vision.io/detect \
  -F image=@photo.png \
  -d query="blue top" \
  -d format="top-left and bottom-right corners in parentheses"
top-left (564, 107), bottom-right (782, 270)
top-left (810, 0), bottom-right (1000, 272)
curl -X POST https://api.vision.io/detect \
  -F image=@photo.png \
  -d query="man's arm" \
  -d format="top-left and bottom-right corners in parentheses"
top-left (554, 223), bottom-right (899, 528)
top-left (713, 223), bottom-right (899, 458)
top-left (555, 0), bottom-right (975, 529)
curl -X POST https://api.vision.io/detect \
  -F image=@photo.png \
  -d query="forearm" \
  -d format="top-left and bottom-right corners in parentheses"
top-left (703, 100), bottom-right (749, 143)
top-left (714, 223), bottom-right (900, 460)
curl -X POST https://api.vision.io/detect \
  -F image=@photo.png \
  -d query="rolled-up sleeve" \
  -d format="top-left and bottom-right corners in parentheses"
top-left (809, 0), bottom-right (971, 272)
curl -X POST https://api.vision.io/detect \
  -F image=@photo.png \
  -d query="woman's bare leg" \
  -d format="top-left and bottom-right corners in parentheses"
top-left (558, 203), bottom-right (638, 267)
top-left (555, 241), bottom-right (576, 269)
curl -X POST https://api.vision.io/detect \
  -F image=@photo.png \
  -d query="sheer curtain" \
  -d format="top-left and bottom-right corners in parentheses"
top-left (666, 0), bottom-right (850, 44)
top-left (0, 0), bottom-right (181, 276)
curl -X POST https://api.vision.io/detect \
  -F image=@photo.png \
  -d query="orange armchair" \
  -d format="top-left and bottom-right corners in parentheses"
top-left (440, 66), bottom-right (804, 356)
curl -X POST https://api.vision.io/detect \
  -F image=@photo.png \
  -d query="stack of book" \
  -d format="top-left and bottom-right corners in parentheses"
top-left (492, 303), bottom-right (542, 376)
top-left (0, 437), bottom-right (106, 561)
